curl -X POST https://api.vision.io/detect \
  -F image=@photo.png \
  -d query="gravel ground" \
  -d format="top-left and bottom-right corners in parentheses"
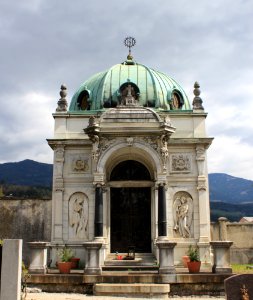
top-left (25, 293), bottom-right (226, 300)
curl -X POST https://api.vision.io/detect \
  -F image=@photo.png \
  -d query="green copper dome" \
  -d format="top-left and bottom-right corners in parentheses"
top-left (69, 59), bottom-right (191, 112)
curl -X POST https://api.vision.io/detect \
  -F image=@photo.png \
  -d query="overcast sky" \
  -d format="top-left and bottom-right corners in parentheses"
top-left (0, 0), bottom-right (253, 180)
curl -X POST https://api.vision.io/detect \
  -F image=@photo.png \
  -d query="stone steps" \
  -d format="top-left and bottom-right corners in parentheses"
top-left (94, 283), bottom-right (170, 298)
top-left (102, 265), bottom-right (159, 271)
top-left (27, 272), bottom-right (232, 295)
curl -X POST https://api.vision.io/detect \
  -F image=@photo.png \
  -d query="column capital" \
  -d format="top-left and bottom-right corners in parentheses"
top-left (210, 241), bottom-right (233, 249)
top-left (93, 182), bottom-right (105, 187)
top-left (155, 182), bottom-right (167, 190)
top-left (156, 240), bottom-right (177, 249)
top-left (27, 242), bottom-right (49, 249)
top-left (195, 145), bottom-right (205, 160)
top-left (82, 241), bottom-right (104, 249)
top-left (197, 175), bottom-right (207, 191)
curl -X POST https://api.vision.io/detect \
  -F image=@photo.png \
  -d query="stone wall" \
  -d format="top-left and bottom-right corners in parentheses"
top-left (0, 199), bottom-right (51, 264)
top-left (211, 220), bottom-right (253, 264)
top-left (0, 198), bottom-right (253, 265)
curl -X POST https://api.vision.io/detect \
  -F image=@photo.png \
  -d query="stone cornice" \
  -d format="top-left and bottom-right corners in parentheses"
top-left (47, 139), bottom-right (91, 149)
top-left (52, 110), bottom-right (208, 118)
top-left (168, 138), bottom-right (213, 148)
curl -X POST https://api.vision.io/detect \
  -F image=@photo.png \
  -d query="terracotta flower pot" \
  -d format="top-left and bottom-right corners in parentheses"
top-left (187, 261), bottom-right (201, 273)
top-left (70, 257), bottom-right (80, 269)
top-left (57, 261), bottom-right (72, 274)
top-left (182, 255), bottom-right (190, 268)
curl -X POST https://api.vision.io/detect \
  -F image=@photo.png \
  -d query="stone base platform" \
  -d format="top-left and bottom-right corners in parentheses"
top-left (27, 269), bottom-right (232, 297)
top-left (94, 283), bottom-right (170, 298)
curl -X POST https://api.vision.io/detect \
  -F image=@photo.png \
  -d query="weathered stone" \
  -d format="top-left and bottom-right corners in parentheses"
top-left (27, 241), bottom-right (49, 274)
top-left (225, 274), bottom-right (253, 300)
top-left (210, 241), bottom-right (233, 273)
top-left (0, 239), bottom-right (22, 300)
top-left (94, 283), bottom-right (170, 298)
top-left (26, 272), bottom-right (231, 295)
top-left (211, 220), bottom-right (253, 264)
top-left (83, 240), bottom-right (103, 275)
top-left (0, 199), bottom-right (51, 264)
top-left (156, 239), bottom-right (177, 274)
top-left (218, 217), bottom-right (228, 240)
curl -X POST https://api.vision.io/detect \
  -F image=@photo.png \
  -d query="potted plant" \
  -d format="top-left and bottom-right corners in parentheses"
top-left (187, 245), bottom-right (201, 273)
top-left (57, 247), bottom-right (74, 274)
top-left (182, 254), bottom-right (190, 268)
top-left (70, 257), bottom-right (80, 269)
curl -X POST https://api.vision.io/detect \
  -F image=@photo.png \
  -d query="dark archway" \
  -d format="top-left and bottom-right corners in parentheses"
top-left (110, 160), bottom-right (151, 253)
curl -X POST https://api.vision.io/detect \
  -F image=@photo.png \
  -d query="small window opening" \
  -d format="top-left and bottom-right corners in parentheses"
top-left (77, 90), bottom-right (90, 110)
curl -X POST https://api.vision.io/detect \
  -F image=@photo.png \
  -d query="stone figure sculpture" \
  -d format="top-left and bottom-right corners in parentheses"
top-left (159, 134), bottom-right (169, 170)
top-left (173, 192), bottom-right (193, 238)
top-left (69, 193), bottom-right (88, 239)
top-left (120, 84), bottom-right (138, 106)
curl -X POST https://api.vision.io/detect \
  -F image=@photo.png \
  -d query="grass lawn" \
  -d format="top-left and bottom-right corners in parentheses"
top-left (232, 264), bottom-right (253, 274)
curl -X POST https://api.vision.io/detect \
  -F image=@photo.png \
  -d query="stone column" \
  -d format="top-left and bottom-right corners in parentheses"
top-left (156, 240), bottom-right (177, 274)
top-left (218, 217), bottom-right (228, 241)
top-left (83, 241), bottom-right (103, 274)
top-left (158, 184), bottom-right (167, 237)
top-left (0, 239), bottom-right (22, 300)
top-left (210, 241), bottom-right (233, 273)
top-left (94, 185), bottom-right (103, 237)
top-left (27, 242), bottom-right (49, 274)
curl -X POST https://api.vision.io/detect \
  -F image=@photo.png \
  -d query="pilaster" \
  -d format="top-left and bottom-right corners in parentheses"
top-left (196, 145), bottom-right (210, 243)
top-left (52, 145), bottom-right (65, 242)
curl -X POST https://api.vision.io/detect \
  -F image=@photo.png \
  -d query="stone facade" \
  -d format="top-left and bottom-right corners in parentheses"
top-left (1, 198), bottom-right (252, 265)
top-left (47, 81), bottom-right (213, 268)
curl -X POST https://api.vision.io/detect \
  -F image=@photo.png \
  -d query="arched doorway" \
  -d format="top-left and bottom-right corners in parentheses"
top-left (110, 160), bottom-right (152, 253)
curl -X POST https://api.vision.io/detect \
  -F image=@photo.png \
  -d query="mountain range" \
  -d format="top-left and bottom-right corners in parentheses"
top-left (209, 173), bottom-right (253, 204)
top-left (0, 159), bottom-right (253, 221)
top-left (0, 159), bottom-right (53, 187)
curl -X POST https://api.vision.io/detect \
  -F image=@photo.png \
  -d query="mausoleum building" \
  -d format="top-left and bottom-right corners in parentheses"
top-left (48, 45), bottom-right (213, 270)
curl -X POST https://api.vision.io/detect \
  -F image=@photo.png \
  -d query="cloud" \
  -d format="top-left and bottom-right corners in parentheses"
top-left (0, 0), bottom-right (253, 180)
top-left (208, 135), bottom-right (253, 180)
top-left (0, 91), bottom-right (55, 163)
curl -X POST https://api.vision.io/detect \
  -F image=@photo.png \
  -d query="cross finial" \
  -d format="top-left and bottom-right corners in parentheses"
top-left (124, 36), bottom-right (136, 60)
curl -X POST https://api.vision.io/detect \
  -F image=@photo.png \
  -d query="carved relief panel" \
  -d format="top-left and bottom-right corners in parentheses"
top-left (173, 191), bottom-right (193, 238)
top-left (69, 192), bottom-right (89, 240)
top-left (170, 153), bottom-right (191, 173)
top-left (72, 156), bottom-right (89, 173)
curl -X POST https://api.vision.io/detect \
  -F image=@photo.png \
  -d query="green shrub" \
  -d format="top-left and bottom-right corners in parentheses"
top-left (57, 247), bottom-right (74, 262)
top-left (187, 245), bottom-right (200, 262)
